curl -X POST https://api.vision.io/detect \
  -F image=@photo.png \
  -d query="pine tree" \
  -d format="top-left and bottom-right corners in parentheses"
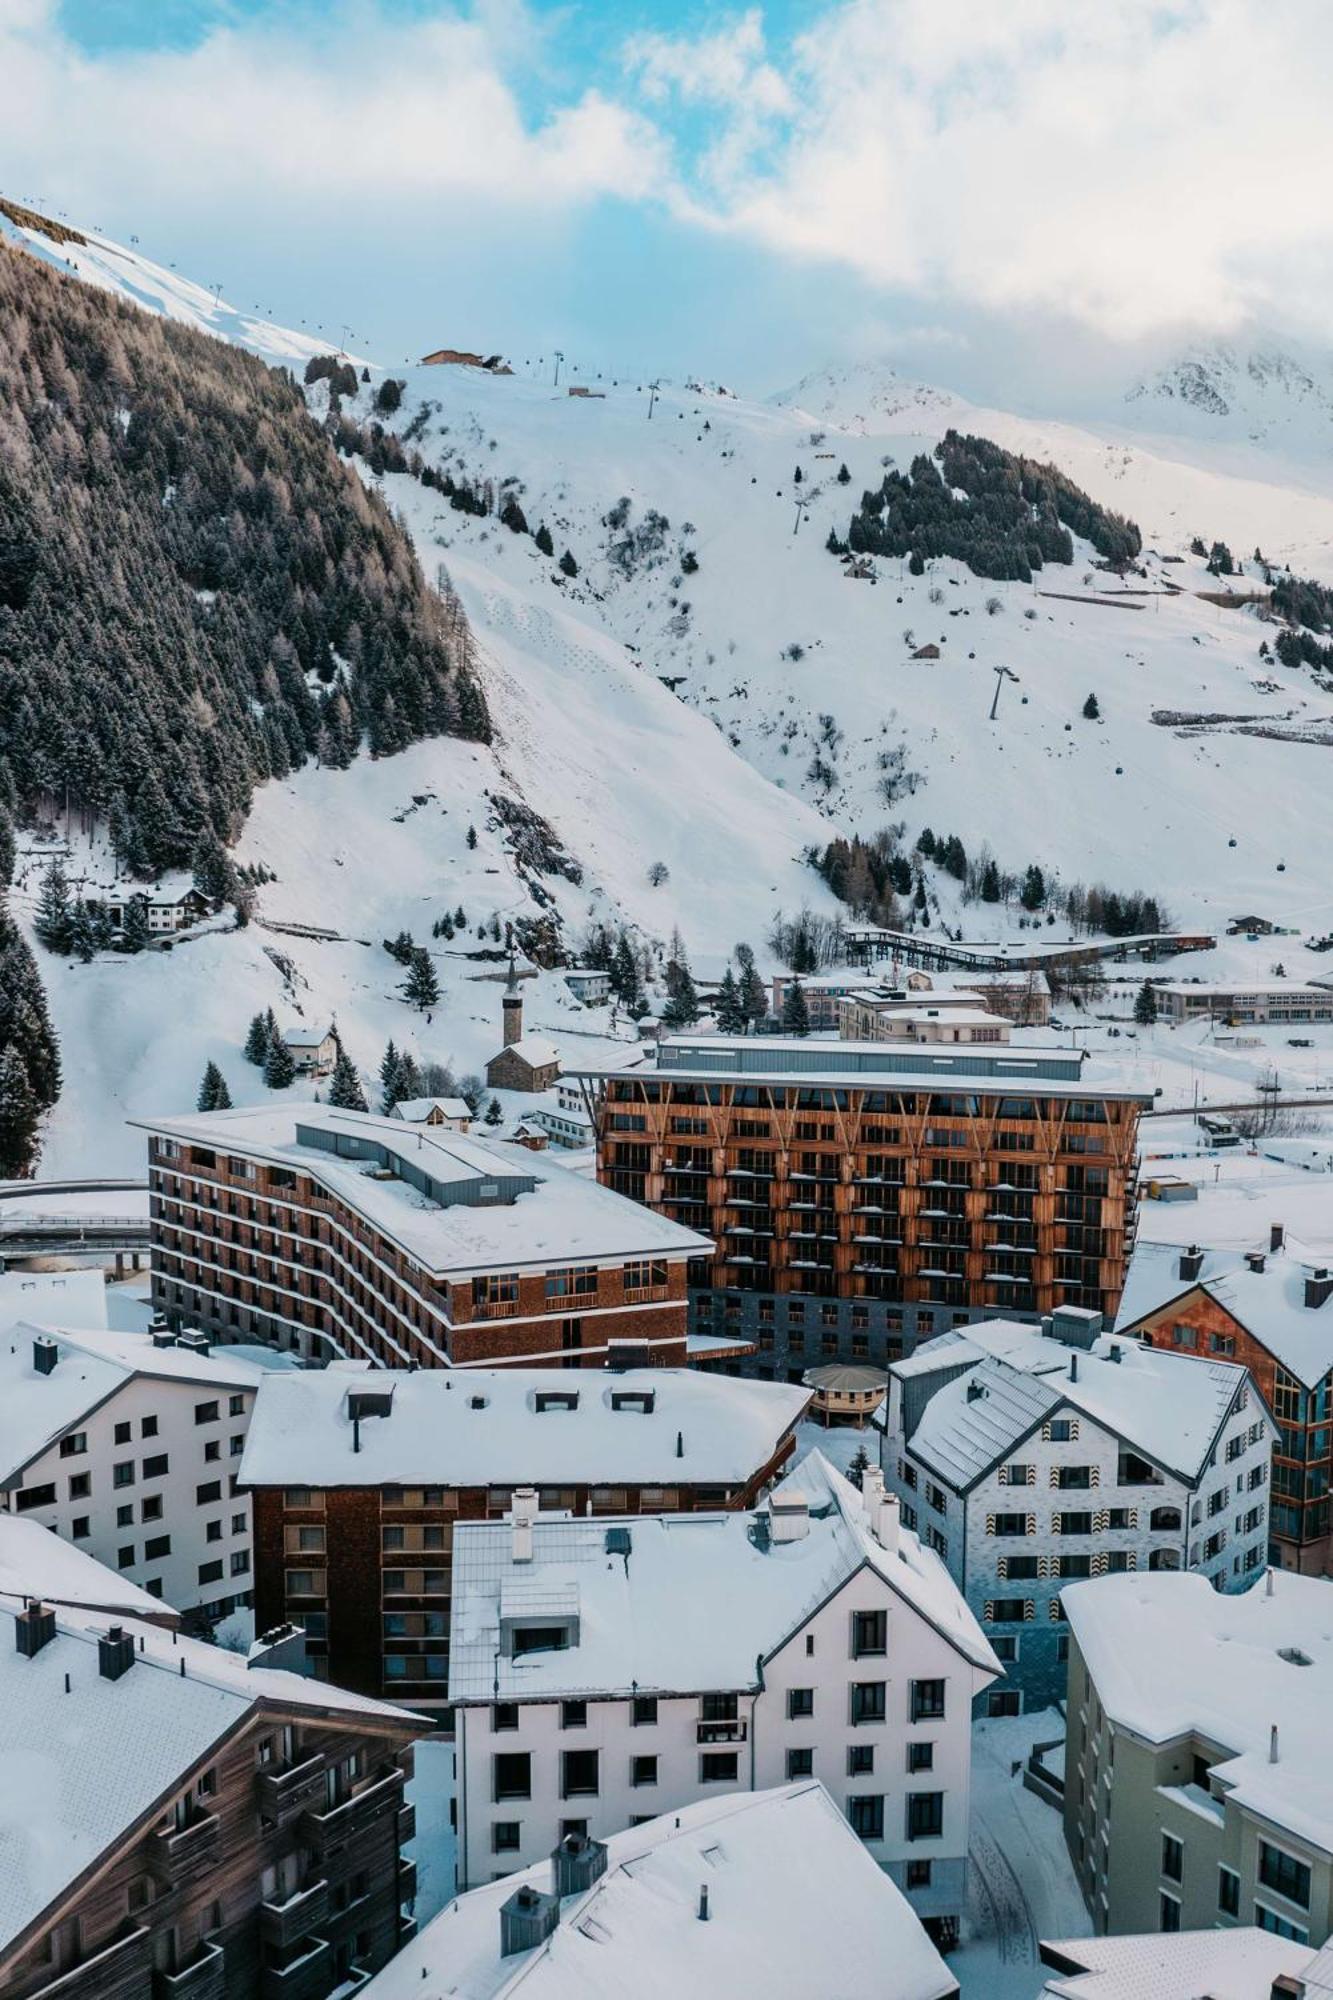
top-left (848, 1442), bottom-right (871, 1488)
top-left (610, 934), bottom-right (641, 1006)
top-left (65, 898), bottom-right (97, 962)
top-left (980, 861), bottom-right (1001, 903)
top-left (484, 1096), bottom-right (504, 1127)
top-left (197, 1060), bottom-right (231, 1111)
top-left (740, 965), bottom-right (768, 1030)
top-left (33, 861), bottom-right (72, 954)
top-left (466, 826), bottom-right (477, 851)
top-left (1134, 981), bottom-right (1158, 1026)
top-left (192, 830), bottom-right (235, 905)
top-left (782, 978), bottom-right (811, 1036)
top-left (559, 550), bottom-right (579, 577)
top-left (837, 462), bottom-right (851, 485)
top-left (1082, 693), bottom-right (1101, 720)
top-left (120, 898), bottom-right (151, 953)
top-left (0, 808), bottom-right (13, 891)
top-left (403, 947), bottom-right (440, 1011)
top-left (534, 523), bottom-right (554, 557)
top-left (244, 1012), bottom-right (271, 1065)
top-left (714, 967), bottom-right (744, 1033)
top-left (327, 1040), bottom-right (368, 1111)
top-left (1020, 863), bottom-right (1046, 911)
top-left (662, 956), bottom-right (699, 1030)
top-left (263, 1034), bottom-right (296, 1089)
top-left (379, 1039), bottom-right (405, 1113)
top-left (0, 1044), bottom-right (39, 1177)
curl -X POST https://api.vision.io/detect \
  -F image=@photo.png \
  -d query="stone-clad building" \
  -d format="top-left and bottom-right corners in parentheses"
top-left (133, 1106), bottom-right (708, 1369)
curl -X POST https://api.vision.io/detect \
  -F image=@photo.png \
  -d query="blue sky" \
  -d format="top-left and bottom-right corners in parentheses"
top-left (5, 3), bottom-right (1329, 405)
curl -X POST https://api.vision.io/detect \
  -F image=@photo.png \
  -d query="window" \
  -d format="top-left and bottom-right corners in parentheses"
top-left (493, 1753), bottom-right (531, 1802)
top-left (71, 1517), bottom-right (89, 1540)
top-left (851, 1682), bottom-right (886, 1725)
top-left (906, 1859), bottom-right (932, 1891)
top-left (786, 1748), bottom-right (814, 1779)
top-left (229, 1393), bottom-right (245, 1417)
top-left (907, 1741), bottom-right (934, 1773)
top-left (788, 1687), bottom-right (814, 1720)
top-left (906, 1792), bottom-right (944, 1841)
top-left (1047, 1420), bottom-right (1073, 1443)
top-left (492, 1822), bottom-right (521, 1853)
top-left (700, 1692), bottom-right (738, 1723)
top-left (847, 1744), bottom-right (875, 1776)
top-left (1258, 1842), bottom-right (1311, 1910)
top-left (144, 1535), bottom-right (171, 1561)
top-left (1055, 1466), bottom-right (1092, 1489)
top-left (631, 1755), bottom-right (658, 1788)
top-left (113, 1463), bottom-right (134, 1489)
top-left (232, 1514), bottom-right (246, 1535)
top-left (117, 1504), bottom-right (133, 1528)
top-left (141, 1496), bottom-right (163, 1522)
top-left (197, 1481), bottom-right (221, 1505)
top-left (203, 1441), bottom-right (220, 1463)
top-left (988, 1598), bottom-right (1030, 1623)
top-left (194, 1401), bottom-right (220, 1425)
top-left (1056, 1512), bottom-right (1094, 1536)
top-left (561, 1749), bottom-right (599, 1798)
top-left (1218, 1867), bottom-right (1240, 1917)
top-left (207, 1522), bottom-right (223, 1544)
top-left (118, 1546), bottom-right (135, 1570)
top-left (198, 1560), bottom-right (224, 1585)
top-left (848, 1794), bottom-right (884, 1841)
top-left (561, 1701), bottom-right (588, 1730)
top-left (114, 1421), bottom-right (132, 1445)
top-left (631, 1696), bottom-right (658, 1727)
top-left (700, 1752), bottom-right (739, 1783)
top-left (910, 1679), bottom-right (945, 1722)
top-left (989, 1513), bottom-right (1031, 1537)
top-left (852, 1609), bottom-right (887, 1656)
top-left (140, 1416), bottom-right (158, 1438)
top-left (59, 1433), bottom-right (87, 1459)
top-left (1159, 1893), bottom-right (1181, 1933)
top-left (68, 1473), bottom-right (90, 1500)
top-left (142, 1454), bottom-right (169, 1480)
top-left (1256, 1906), bottom-right (1308, 1943)
top-left (230, 1550), bottom-right (250, 1576)
top-left (987, 1690), bottom-right (1021, 1717)
top-left (1161, 1833), bottom-right (1183, 1883)
top-left (1003, 1462), bottom-right (1032, 1486)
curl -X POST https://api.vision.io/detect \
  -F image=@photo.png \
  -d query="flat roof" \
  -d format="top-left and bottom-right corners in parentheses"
top-left (240, 1367), bottom-right (807, 1489)
top-left (131, 1105), bottom-right (710, 1279)
top-left (1039, 1928), bottom-right (1316, 2000)
top-left (449, 1449), bottom-right (998, 1704)
top-left (362, 1783), bottom-right (957, 2000)
top-left (1062, 1570), bottom-right (1333, 1858)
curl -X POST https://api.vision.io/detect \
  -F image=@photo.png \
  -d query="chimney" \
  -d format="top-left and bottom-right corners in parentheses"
top-left (32, 1337), bottom-right (58, 1377)
top-left (150, 1328), bottom-right (178, 1349)
top-left (177, 1330), bottom-right (210, 1357)
top-left (1269, 1977), bottom-right (1306, 2000)
top-left (14, 1601), bottom-right (56, 1659)
top-left (770, 1491), bottom-right (810, 1545)
top-left (551, 1831), bottom-right (608, 1898)
top-left (1304, 1269), bottom-right (1333, 1310)
top-left (874, 1490), bottom-right (901, 1557)
top-left (98, 1625), bottom-right (135, 1682)
top-left (1109, 1343), bottom-right (1123, 1364)
top-left (1178, 1246), bottom-right (1204, 1282)
top-left (511, 1486), bottom-right (538, 1564)
top-left (1270, 1724), bottom-right (1280, 1765)
top-left (503, 957), bottom-right (523, 1050)
top-left (499, 1884), bottom-right (560, 1958)
top-left (966, 1380), bottom-right (986, 1402)
top-left (1245, 1251), bottom-right (1266, 1275)
top-left (1069, 1352), bottom-right (1079, 1382)
top-left (1271, 1222), bottom-right (1286, 1254)
top-left (698, 1884), bottom-right (710, 1922)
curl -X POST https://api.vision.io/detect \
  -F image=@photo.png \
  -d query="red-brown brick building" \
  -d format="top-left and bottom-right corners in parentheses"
top-left (240, 1365), bottom-right (809, 1707)
top-left (132, 1107), bottom-right (710, 1371)
top-left (1117, 1224), bottom-right (1333, 1574)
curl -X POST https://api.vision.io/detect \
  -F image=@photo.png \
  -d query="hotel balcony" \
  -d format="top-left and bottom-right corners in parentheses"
top-left (301, 1765), bottom-right (405, 1854)
top-left (256, 1753), bottom-right (327, 1828)
top-left (153, 1942), bottom-right (227, 2000)
top-left (260, 1879), bottom-right (331, 1952)
top-left (148, 1809), bottom-right (221, 1888)
top-left (259, 1939), bottom-right (332, 2000)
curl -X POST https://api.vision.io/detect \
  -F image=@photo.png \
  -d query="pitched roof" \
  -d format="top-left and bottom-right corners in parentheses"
top-left (448, 1450), bottom-right (999, 1704)
top-left (360, 1783), bottom-right (957, 2000)
top-left (240, 1367), bottom-right (807, 1490)
top-left (1061, 1570), bottom-right (1333, 1857)
top-left (0, 1591), bottom-right (418, 1960)
top-left (494, 1036), bottom-right (561, 1068)
top-left (1040, 1927), bottom-right (1314, 2000)
top-left (392, 1096), bottom-right (471, 1122)
top-left (1116, 1234), bottom-right (1333, 1387)
top-left (0, 1516), bottom-right (170, 1623)
top-left (900, 1320), bottom-right (1253, 1490)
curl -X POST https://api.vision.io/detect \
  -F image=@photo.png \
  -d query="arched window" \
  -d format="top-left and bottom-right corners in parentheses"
top-left (1150, 1506), bottom-right (1182, 1532)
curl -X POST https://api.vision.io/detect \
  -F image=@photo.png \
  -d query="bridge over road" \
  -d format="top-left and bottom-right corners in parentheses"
top-left (0, 1179), bottom-right (150, 1271)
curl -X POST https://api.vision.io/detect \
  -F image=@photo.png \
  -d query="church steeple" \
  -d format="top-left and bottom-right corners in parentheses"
top-left (502, 956), bottom-right (523, 1048)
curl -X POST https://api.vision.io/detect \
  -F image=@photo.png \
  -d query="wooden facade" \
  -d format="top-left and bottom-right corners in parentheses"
top-left (145, 1139), bottom-right (689, 1369)
top-left (248, 1434), bottom-right (798, 1707)
top-left (593, 1072), bottom-right (1144, 1326)
top-left (2, 1702), bottom-right (420, 2000)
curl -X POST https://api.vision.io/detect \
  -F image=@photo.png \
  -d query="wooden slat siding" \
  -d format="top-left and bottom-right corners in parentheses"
top-left (2, 1704), bottom-right (420, 2000)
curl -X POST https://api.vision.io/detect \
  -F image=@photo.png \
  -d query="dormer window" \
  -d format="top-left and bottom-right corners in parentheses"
top-left (535, 1391), bottom-right (579, 1414)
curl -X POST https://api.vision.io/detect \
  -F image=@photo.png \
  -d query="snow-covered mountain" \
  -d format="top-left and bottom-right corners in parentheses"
top-left (1124, 339), bottom-right (1333, 464)
top-left (8, 199), bottom-right (1333, 1173)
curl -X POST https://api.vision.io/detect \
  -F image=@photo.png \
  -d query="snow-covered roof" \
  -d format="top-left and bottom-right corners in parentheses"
top-left (1153, 982), bottom-right (1333, 998)
top-left (240, 1368), bottom-right (807, 1489)
top-left (281, 1024), bottom-right (334, 1048)
top-left (392, 1096), bottom-right (472, 1122)
top-left (0, 1322), bottom-right (267, 1489)
top-left (0, 1593), bottom-right (419, 1958)
top-left (1040, 1927), bottom-right (1315, 2000)
top-left (130, 1105), bottom-right (709, 1278)
top-left (899, 1320), bottom-right (1254, 1490)
top-left (0, 1516), bottom-right (172, 1622)
top-left (0, 1269), bottom-right (108, 1337)
top-left (1116, 1234), bottom-right (1333, 1387)
top-left (496, 1035), bottom-right (561, 1068)
top-left (360, 1782), bottom-right (957, 2000)
top-left (1061, 1570), bottom-right (1333, 1857)
top-left (449, 1450), bottom-right (999, 1704)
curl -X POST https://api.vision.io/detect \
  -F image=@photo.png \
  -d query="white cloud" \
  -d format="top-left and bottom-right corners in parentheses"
top-left (631, 0), bottom-right (1333, 342)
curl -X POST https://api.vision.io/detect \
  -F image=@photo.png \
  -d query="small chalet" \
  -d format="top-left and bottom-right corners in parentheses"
top-left (391, 1095), bottom-right (473, 1131)
top-left (485, 960), bottom-right (561, 1093)
top-left (282, 1024), bottom-right (337, 1076)
top-left (563, 966), bottom-right (612, 1005)
top-left (106, 885), bottom-right (211, 936)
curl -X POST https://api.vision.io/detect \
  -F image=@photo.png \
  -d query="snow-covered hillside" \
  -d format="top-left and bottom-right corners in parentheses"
top-left (1124, 338), bottom-right (1333, 470)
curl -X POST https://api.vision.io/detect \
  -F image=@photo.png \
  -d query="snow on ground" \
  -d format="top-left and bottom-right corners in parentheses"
top-left (955, 1709), bottom-right (1088, 2000)
top-left (406, 1736), bottom-right (457, 1925)
top-left (793, 1419), bottom-right (878, 1481)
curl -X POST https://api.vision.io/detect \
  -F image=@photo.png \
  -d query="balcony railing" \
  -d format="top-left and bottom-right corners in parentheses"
top-left (259, 1939), bottom-right (332, 2000)
top-left (260, 1879), bottom-right (331, 1951)
top-left (256, 1754), bottom-right (326, 1827)
top-left (154, 1942), bottom-right (227, 2000)
top-left (29, 1925), bottom-right (151, 2000)
top-left (472, 1298), bottom-right (520, 1319)
top-left (697, 1719), bottom-right (748, 1744)
top-left (397, 1799), bottom-right (417, 1845)
top-left (149, 1810), bottom-right (221, 1886)
top-left (301, 1765), bottom-right (405, 1851)
top-left (398, 1855), bottom-right (418, 1905)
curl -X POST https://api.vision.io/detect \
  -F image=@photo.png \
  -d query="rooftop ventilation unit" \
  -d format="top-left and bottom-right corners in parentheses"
top-left (14, 1602), bottom-right (56, 1659)
top-left (1271, 1223), bottom-right (1286, 1253)
top-left (499, 1884), bottom-right (561, 1958)
top-left (347, 1385), bottom-right (395, 1422)
top-left (98, 1625), bottom-right (135, 1682)
top-left (1305, 1269), bottom-right (1333, 1310)
top-left (604, 1527), bottom-right (632, 1558)
top-left (770, 1491), bottom-right (810, 1545)
top-left (1178, 1246), bottom-right (1204, 1282)
top-left (177, 1330), bottom-right (211, 1357)
top-left (150, 1328), bottom-right (178, 1350)
top-left (31, 1337), bottom-right (58, 1377)
top-left (551, 1831), bottom-right (608, 1898)
top-left (1246, 1251), bottom-right (1266, 1275)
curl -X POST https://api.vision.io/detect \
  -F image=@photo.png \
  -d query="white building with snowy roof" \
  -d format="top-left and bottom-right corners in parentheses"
top-left (361, 1782), bottom-right (960, 2000)
top-left (448, 1450), bottom-right (999, 1942)
top-left (0, 1318), bottom-right (272, 1621)
top-left (1062, 1569), bottom-right (1333, 1949)
top-left (884, 1310), bottom-right (1274, 1713)
top-left (1039, 1928), bottom-right (1327, 2000)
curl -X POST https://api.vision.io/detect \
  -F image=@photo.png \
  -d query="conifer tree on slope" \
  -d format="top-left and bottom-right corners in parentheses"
top-left (403, 947), bottom-right (440, 1012)
top-left (33, 861), bottom-right (71, 954)
top-left (714, 967), bottom-right (745, 1033)
top-left (327, 1040), bottom-right (368, 1112)
top-left (379, 1040), bottom-right (404, 1113)
top-left (244, 1012), bottom-right (272, 1065)
top-left (0, 1044), bottom-right (39, 1178)
top-left (1134, 981), bottom-right (1158, 1026)
top-left (782, 979), bottom-right (811, 1037)
top-left (263, 1034), bottom-right (296, 1089)
top-left (197, 1061), bottom-right (232, 1112)
top-left (120, 898), bottom-right (151, 953)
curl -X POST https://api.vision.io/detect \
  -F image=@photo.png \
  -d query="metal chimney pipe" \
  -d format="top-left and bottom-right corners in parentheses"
top-left (698, 1884), bottom-right (710, 1922)
top-left (1270, 1724), bottom-right (1279, 1765)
